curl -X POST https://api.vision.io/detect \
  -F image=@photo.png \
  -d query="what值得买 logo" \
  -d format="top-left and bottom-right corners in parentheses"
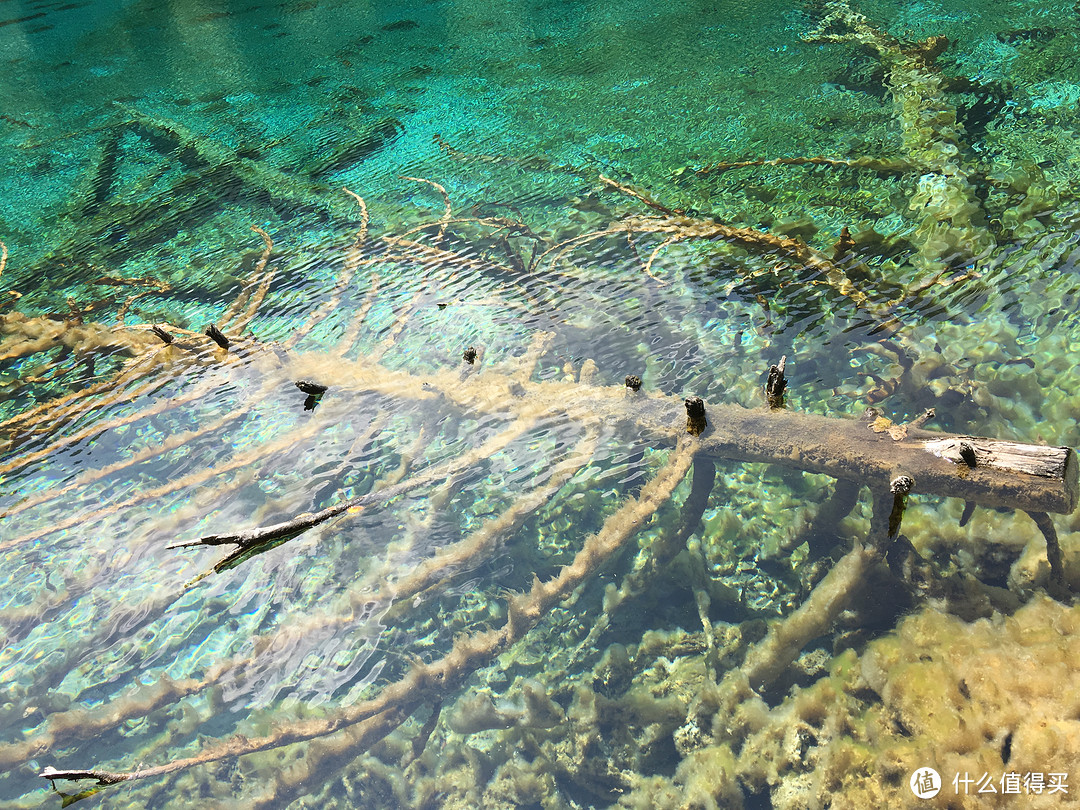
top-left (910, 767), bottom-right (942, 799)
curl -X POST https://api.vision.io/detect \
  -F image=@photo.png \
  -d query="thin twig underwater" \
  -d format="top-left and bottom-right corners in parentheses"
top-left (3, 1), bottom-right (1080, 807)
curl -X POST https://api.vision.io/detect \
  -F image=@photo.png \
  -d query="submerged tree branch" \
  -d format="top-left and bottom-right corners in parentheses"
top-left (41, 439), bottom-right (700, 786)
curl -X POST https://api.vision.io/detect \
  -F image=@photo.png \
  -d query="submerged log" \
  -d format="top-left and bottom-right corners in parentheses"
top-left (289, 347), bottom-right (1072, 521)
top-left (416, 358), bottom-right (1074, 515)
top-left (36, 362), bottom-right (1075, 787)
top-left (175, 349), bottom-right (1076, 558)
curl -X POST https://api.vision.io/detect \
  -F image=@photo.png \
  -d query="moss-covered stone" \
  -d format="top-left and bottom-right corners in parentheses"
top-left (729, 596), bottom-right (1080, 809)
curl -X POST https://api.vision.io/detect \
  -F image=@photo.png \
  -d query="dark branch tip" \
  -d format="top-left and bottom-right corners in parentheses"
top-left (150, 324), bottom-right (173, 345)
top-left (765, 355), bottom-right (788, 408)
top-left (295, 380), bottom-right (328, 396)
top-left (205, 323), bottom-right (230, 350)
top-left (890, 475), bottom-right (915, 495)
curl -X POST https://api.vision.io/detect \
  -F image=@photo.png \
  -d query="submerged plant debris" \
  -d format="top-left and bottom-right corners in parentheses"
top-left (2, 0), bottom-right (1080, 807)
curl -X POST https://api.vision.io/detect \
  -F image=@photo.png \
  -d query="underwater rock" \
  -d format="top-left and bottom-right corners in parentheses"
top-left (421, 596), bottom-right (1080, 809)
top-left (728, 595), bottom-right (1080, 809)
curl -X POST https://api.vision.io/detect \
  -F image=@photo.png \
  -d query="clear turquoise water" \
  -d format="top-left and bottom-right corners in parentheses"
top-left (2, 0), bottom-right (1080, 806)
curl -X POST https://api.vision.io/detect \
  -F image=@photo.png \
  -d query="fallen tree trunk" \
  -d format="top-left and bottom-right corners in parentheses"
top-left (298, 352), bottom-right (1079, 516)
top-left (174, 347), bottom-right (1075, 561)
top-left (690, 404), bottom-right (1075, 514)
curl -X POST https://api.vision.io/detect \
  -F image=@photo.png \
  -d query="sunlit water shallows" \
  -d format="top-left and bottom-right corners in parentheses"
top-left (3, 0), bottom-right (1080, 807)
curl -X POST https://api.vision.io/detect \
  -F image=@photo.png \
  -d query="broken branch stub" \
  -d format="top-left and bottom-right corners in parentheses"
top-left (205, 323), bottom-right (230, 350)
top-left (150, 325), bottom-right (173, 345)
top-left (685, 396), bottom-right (707, 436)
top-left (765, 355), bottom-right (788, 409)
top-left (295, 380), bottom-right (328, 396)
top-left (887, 474), bottom-right (915, 540)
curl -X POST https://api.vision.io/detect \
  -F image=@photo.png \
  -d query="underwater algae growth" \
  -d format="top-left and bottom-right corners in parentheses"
top-left (3, 0), bottom-right (1080, 807)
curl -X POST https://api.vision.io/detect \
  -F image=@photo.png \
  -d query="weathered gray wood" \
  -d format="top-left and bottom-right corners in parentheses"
top-left (587, 384), bottom-right (1076, 515)
top-left (921, 437), bottom-right (1070, 479)
top-left (686, 404), bottom-right (1076, 514)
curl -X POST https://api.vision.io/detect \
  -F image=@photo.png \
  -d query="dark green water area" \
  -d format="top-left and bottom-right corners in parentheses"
top-left (3, 0), bottom-right (1080, 807)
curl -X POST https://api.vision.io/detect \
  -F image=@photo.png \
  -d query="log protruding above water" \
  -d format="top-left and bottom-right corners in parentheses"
top-left (686, 403), bottom-right (1077, 515)
top-left (282, 349), bottom-right (1078, 518)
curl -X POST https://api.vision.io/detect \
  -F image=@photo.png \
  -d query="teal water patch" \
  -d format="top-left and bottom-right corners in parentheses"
top-left (2, 0), bottom-right (1080, 806)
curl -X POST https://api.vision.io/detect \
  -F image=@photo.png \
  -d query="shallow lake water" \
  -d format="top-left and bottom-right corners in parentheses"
top-left (2, 0), bottom-right (1080, 807)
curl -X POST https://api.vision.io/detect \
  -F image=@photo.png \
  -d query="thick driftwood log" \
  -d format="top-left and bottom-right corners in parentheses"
top-left (178, 350), bottom-right (1076, 555)
top-left (377, 357), bottom-right (1077, 515)
top-left (686, 405), bottom-right (1076, 514)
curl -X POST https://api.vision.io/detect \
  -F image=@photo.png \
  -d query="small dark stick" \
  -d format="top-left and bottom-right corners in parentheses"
top-left (205, 323), bottom-right (230, 350)
top-left (910, 408), bottom-right (935, 428)
top-left (295, 380), bottom-right (328, 412)
top-left (765, 355), bottom-right (787, 409)
top-left (1025, 510), bottom-right (1065, 595)
top-left (151, 325), bottom-right (173, 345)
top-left (959, 441), bottom-right (977, 468)
top-left (625, 374), bottom-right (642, 392)
top-left (462, 346), bottom-right (478, 365)
top-left (684, 396), bottom-right (707, 436)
